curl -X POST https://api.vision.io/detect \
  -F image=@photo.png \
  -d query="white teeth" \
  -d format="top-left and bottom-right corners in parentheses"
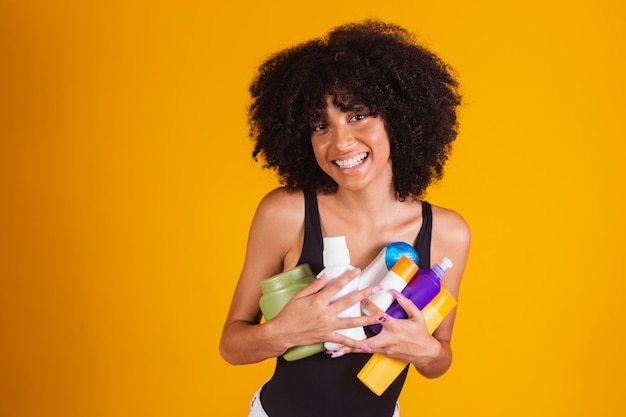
top-left (334, 152), bottom-right (368, 169)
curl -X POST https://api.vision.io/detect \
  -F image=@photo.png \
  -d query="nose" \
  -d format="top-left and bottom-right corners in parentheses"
top-left (330, 122), bottom-right (356, 150)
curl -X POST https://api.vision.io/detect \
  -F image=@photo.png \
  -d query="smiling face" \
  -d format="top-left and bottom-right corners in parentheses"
top-left (310, 94), bottom-right (392, 193)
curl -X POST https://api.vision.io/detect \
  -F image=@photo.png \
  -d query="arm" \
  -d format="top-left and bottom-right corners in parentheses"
top-left (219, 188), bottom-right (296, 364)
top-left (219, 188), bottom-right (380, 365)
top-left (359, 206), bottom-right (471, 378)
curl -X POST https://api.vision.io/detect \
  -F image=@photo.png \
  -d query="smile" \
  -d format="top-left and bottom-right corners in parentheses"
top-left (334, 152), bottom-right (368, 169)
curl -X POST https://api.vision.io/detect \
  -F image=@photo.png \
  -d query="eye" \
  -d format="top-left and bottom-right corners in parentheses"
top-left (349, 113), bottom-right (369, 122)
top-left (349, 105), bottom-right (370, 122)
top-left (311, 123), bottom-right (328, 132)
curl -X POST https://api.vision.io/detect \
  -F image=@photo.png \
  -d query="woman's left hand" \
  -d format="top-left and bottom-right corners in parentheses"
top-left (333, 291), bottom-right (444, 370)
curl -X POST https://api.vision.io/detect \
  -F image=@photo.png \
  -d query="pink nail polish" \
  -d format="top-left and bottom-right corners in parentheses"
top-left (377, 315), bottom-right (390, 323)
top-left (331, 351), bottom-right (345, 358)
top-left (392, 289), bottom-right (406, 300)
top-left (371, 284), bottom-right (384, 294)
top-left (360, 344), bottom-right (372, 353)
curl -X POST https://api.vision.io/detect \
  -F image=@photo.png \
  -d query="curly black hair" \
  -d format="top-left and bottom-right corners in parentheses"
top-left (248, 19), bottom-right (461, 200)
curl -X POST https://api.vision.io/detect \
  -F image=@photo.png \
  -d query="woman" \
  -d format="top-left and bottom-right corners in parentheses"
top-left (219, 20), bottom-right (470, 417)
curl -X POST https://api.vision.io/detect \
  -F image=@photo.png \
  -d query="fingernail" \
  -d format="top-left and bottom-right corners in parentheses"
top-left (360, 345), bottom-right (372, 353)
top-left (371, 284), bottom-right (384, 294)
top-left (331, 351), bottom-right (345, 358)
top-left (377, 315), bottom-right (390, 323)
top-left (392, 289), bottom-right (406, 300)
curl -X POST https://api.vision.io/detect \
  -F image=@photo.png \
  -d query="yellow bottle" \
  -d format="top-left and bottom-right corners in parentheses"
top-left (357, 287), bottom-right (457, 396)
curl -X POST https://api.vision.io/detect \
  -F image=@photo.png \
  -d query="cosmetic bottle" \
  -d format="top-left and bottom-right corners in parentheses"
top-left (368, 257), bottom-right (452, 335)
top-left (357, 288), bottom-right (457, 396)
top-left (386, 257), bottom-right (453, 319)
top-left (367, 256), bottom-right (419, 312)
top-left (259, 264), bottom-right (325, 361)
top-left (318, 236), bottom-right (367, 351)
top-left (358, 242), bottom-right (418, 290)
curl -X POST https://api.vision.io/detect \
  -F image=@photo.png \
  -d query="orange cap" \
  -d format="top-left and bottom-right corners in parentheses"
top-left (390, 256), bottom-right (419, 283)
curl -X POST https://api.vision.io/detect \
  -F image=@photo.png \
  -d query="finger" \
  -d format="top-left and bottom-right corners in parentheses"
top-left (292, 273), bottom-right (328, 298)
top-left (329, 343), bottom-right (373, 357)
top-left (360, 297), bottom-right (386, 316)
top-left (322, 268), bottom-right (361, 297)
top-left (360, 299), bottom-right (393, 334)
top-left (359, 344), bottom-right (373, 354)
top-left (334, 312), bottom-right (381, 330)
top-left (391, 289), bottom-right (421, 319)
top-left (327, 344), bottom-right (359, 358)
top-left (324, 333), bottom-right (363, 353)
top-left (328, 283), bottom-right (383, 315)
top-left (324, 330), bottom-right (373, 354)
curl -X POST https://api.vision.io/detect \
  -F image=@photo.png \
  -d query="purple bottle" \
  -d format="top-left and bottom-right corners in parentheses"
top-left (369, 258), bottom-right (453, 334)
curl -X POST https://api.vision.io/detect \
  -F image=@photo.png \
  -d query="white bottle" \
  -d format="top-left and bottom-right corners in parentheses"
top-left (358, 242), bottom-right (418, 290)
top-left (318, 236), bottom-right (367, 351)
top-left (368, 256), bottom-right (419, 312)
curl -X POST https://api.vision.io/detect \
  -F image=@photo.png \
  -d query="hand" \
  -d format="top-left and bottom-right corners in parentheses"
top-left (268, 268), bottom-right (381, 353)
top-left (354, 290), bottom-right (443, 367)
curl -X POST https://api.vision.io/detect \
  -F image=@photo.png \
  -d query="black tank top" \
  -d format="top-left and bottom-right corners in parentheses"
top-left (261, 190), bottom-right (433, 417)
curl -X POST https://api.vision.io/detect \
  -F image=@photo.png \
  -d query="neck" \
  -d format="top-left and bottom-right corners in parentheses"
top-left (332, 183), bottom-right (400, 224)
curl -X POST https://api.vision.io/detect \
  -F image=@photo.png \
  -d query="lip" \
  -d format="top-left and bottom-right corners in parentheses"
top-left (333, 152), bottom-right (369, 169)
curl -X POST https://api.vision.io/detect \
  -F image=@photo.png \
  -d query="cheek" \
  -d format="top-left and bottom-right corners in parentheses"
top-left (311, 140), bottom-right (328, 164)
top-left (365, 120), bottom-right (390, 148)
top-left (370, 131), bottom-right (391, 158)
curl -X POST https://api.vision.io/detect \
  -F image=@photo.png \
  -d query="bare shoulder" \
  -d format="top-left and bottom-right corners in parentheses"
top-left (247, 187), bottom-right (306, 268)
top-left (430, 204), bottom-right (471, 249)
top-left (253, 187), bottom-right (305, 228)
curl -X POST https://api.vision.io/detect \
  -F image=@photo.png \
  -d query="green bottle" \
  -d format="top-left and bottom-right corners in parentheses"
top-left (259, 264), bottom-right (325, 361)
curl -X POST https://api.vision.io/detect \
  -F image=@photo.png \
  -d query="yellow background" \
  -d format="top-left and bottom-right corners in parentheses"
top-left (1, 1), bottom-right (625, 416)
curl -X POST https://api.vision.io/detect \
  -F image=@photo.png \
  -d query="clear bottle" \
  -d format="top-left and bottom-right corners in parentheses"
top-left (259, 264), bottom-right (325, 361)
top-left (318, 236), bottom-right (366, 351)
top-left (358, 242), bottom-right (418, 290)
top-left (358, 287), bottom-right (458, 395)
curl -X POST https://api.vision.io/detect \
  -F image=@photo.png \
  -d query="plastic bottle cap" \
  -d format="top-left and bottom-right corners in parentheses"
top-left (323, 236), bottom-right (351, 267)
top-left (440, 257), bottom-right (453, 270)
top-left (385, 242), bottom-right (419, 270)
top-left (260, 264), bottom-right (314, 293)
top-left (390, 256), bottom-right (419, 282)
top-left (430, 257), bottom-right (453, 280)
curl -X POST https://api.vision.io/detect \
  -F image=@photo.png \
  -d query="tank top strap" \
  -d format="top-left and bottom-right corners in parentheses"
top-left (299, 192), bottom-right (432, 272)
top-left (415, 201), bottom-right (432, 269)
top-left (298, 190), bottom-right (324, 274)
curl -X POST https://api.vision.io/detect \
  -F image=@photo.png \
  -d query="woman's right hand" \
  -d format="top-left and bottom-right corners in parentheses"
top-left (267, 268), bottom-right (380, 353)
